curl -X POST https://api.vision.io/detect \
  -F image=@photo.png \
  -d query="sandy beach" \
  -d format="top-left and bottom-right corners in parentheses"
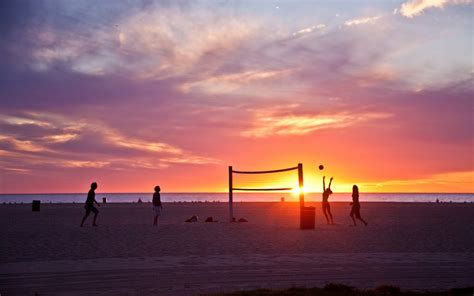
top-left (1, 201), bottom-right (473, 295)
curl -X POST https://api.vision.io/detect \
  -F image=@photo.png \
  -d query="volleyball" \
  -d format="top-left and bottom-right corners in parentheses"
top-left (318, 165), bottom-right (324, 170)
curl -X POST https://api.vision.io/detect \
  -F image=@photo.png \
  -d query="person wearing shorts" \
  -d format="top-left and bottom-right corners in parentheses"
top-left (322, 176), bottom-right (334, 225)
top-left (350, 185), bottom-right (368, 226)
top-left (80, 182), bottom-right (100, 227)
top-left (153, 185), bottom-right (163, 226)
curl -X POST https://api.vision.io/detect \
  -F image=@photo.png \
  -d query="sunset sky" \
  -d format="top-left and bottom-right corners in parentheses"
top-left (0, 0), bottom-right (472, 194)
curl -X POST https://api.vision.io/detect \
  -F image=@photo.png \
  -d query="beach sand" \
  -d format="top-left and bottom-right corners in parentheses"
top-left (1, 202), bottom-right (473, 295)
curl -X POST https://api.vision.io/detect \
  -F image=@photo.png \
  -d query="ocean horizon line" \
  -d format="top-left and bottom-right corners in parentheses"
top-left (1, 192), bottom-right (473, 204)
top-left (1, 191), bottom-right (473, 195)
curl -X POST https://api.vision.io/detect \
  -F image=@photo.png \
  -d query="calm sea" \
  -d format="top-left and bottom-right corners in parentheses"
top-left (0, 193), bottom-right (473, 203)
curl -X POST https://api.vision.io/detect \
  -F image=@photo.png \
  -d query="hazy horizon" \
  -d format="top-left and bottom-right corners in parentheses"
top-left (2, 191), bottom-right (474, 195)
top-left (1, 192), bottom-right (473, 205)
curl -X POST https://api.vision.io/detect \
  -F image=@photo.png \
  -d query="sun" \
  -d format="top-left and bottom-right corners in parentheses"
top-left (291, 186), bottom-right (308, 196)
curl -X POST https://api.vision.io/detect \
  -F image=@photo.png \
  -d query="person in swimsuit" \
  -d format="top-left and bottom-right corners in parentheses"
top-left (80, 182), bottom-right (100, 227)
top-left (152, 186), bottom-right (163, 226)
top-left (350, 185), bottom-right (368, 226)
top-left (322, 176), bottom-right (334, 225)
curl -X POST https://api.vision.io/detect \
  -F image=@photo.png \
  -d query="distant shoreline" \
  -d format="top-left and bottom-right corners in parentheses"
top-left (1, 192), bottom-right (473, 195)
top-left (1, 192), bottom-right (473, 204)
top-left (2, 201), bottom-right (474, 205)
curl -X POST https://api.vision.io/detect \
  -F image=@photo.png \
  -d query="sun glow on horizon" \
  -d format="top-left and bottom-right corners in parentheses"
top-left (291, 185), bottom-right (309, 196)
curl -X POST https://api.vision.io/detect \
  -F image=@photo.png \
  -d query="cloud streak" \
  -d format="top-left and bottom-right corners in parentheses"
top-left (180, 69), bottom-right (295, 94)
top-left (0, 112), bottom-right (220, 173)
top-left (344, 16), bottom-right (382, 26)
top-left (292, 24), bottom-right (326, 36)
top-left (242, 107), bottom-right (392, 138)
top-left (399, 0), bottom-right (472, 18)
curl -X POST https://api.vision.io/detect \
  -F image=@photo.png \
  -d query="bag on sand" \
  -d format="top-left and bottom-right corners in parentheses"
top-left (185, 215), bottom-right (198, 223)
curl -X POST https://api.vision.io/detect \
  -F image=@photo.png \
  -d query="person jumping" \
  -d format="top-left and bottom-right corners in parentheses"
top-left (322, 176), bottom-right (334, 225)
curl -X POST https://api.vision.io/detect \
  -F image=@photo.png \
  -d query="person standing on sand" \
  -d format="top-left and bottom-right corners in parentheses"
top-left (350, 185), bottom-right (368, 226)
top-left (80, 182), bottom-right (100, 227)
top-left (322, 176), bottom-right (334, 225)
top-left (153, 186), bottom-right (163, 226)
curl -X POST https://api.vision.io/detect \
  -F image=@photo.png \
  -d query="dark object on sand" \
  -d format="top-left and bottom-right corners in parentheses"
top-left (281, 197), bottom-right (285, 202)
top-left (102, 197), bottom-right (107, 204)
top-left (300, 206), bottom-right (315, 229)
top-left (374, 285), bottom-right (401, 294)
top-left (324, 283), bottom-right (354, 293)
top-left (238, 218), bottom-right (248, 222)
top-left (32, 200), bottom-right (41, 212)
top-left (205, 217), bottom-right (217, 222)
top-left (185, 215), bottom-right (198, 222)
top-left (137, 198), bottom-right (142, 203)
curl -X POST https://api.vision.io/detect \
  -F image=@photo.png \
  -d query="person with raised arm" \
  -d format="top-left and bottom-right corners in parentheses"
top-left (350, 185), bottom-right (368, 226)
top-left (322, 176), bottom-right (334, 225)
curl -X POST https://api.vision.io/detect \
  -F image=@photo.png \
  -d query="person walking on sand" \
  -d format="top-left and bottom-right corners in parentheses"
top-left (322, 176), bottom-right (334, 225)
top-left (80, 182), bottom-right (100, 227)
top-left (153, 186), bottom-right (163, 226)
top-left (350, 185), bottom-right (368, 226)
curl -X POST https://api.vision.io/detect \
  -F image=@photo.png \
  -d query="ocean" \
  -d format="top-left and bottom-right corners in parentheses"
top-left (0, 193), bottom-right (473, 204)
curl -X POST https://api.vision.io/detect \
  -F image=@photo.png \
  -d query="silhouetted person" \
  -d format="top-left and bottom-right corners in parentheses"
top-left (152, 186), bottom-right (163, 226)
top-left (80, 182), bottom-right (100, 227)
top-left (350, 185), bottom-right (368, 226)
top-left (322, 176), bottom-right (334, 225)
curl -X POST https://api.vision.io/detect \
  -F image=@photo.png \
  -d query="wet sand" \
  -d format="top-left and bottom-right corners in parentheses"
top-left (1, 202), bottom-right (473, 295)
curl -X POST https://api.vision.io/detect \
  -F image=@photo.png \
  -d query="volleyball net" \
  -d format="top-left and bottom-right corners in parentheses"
top-left (228, 163), bottom-right (305, 221)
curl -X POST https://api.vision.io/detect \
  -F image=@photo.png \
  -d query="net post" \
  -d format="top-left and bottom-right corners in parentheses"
top-left (229, 166), bottom-right (234, 222)
top-left (298, 163), bottom-right (304, 208)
